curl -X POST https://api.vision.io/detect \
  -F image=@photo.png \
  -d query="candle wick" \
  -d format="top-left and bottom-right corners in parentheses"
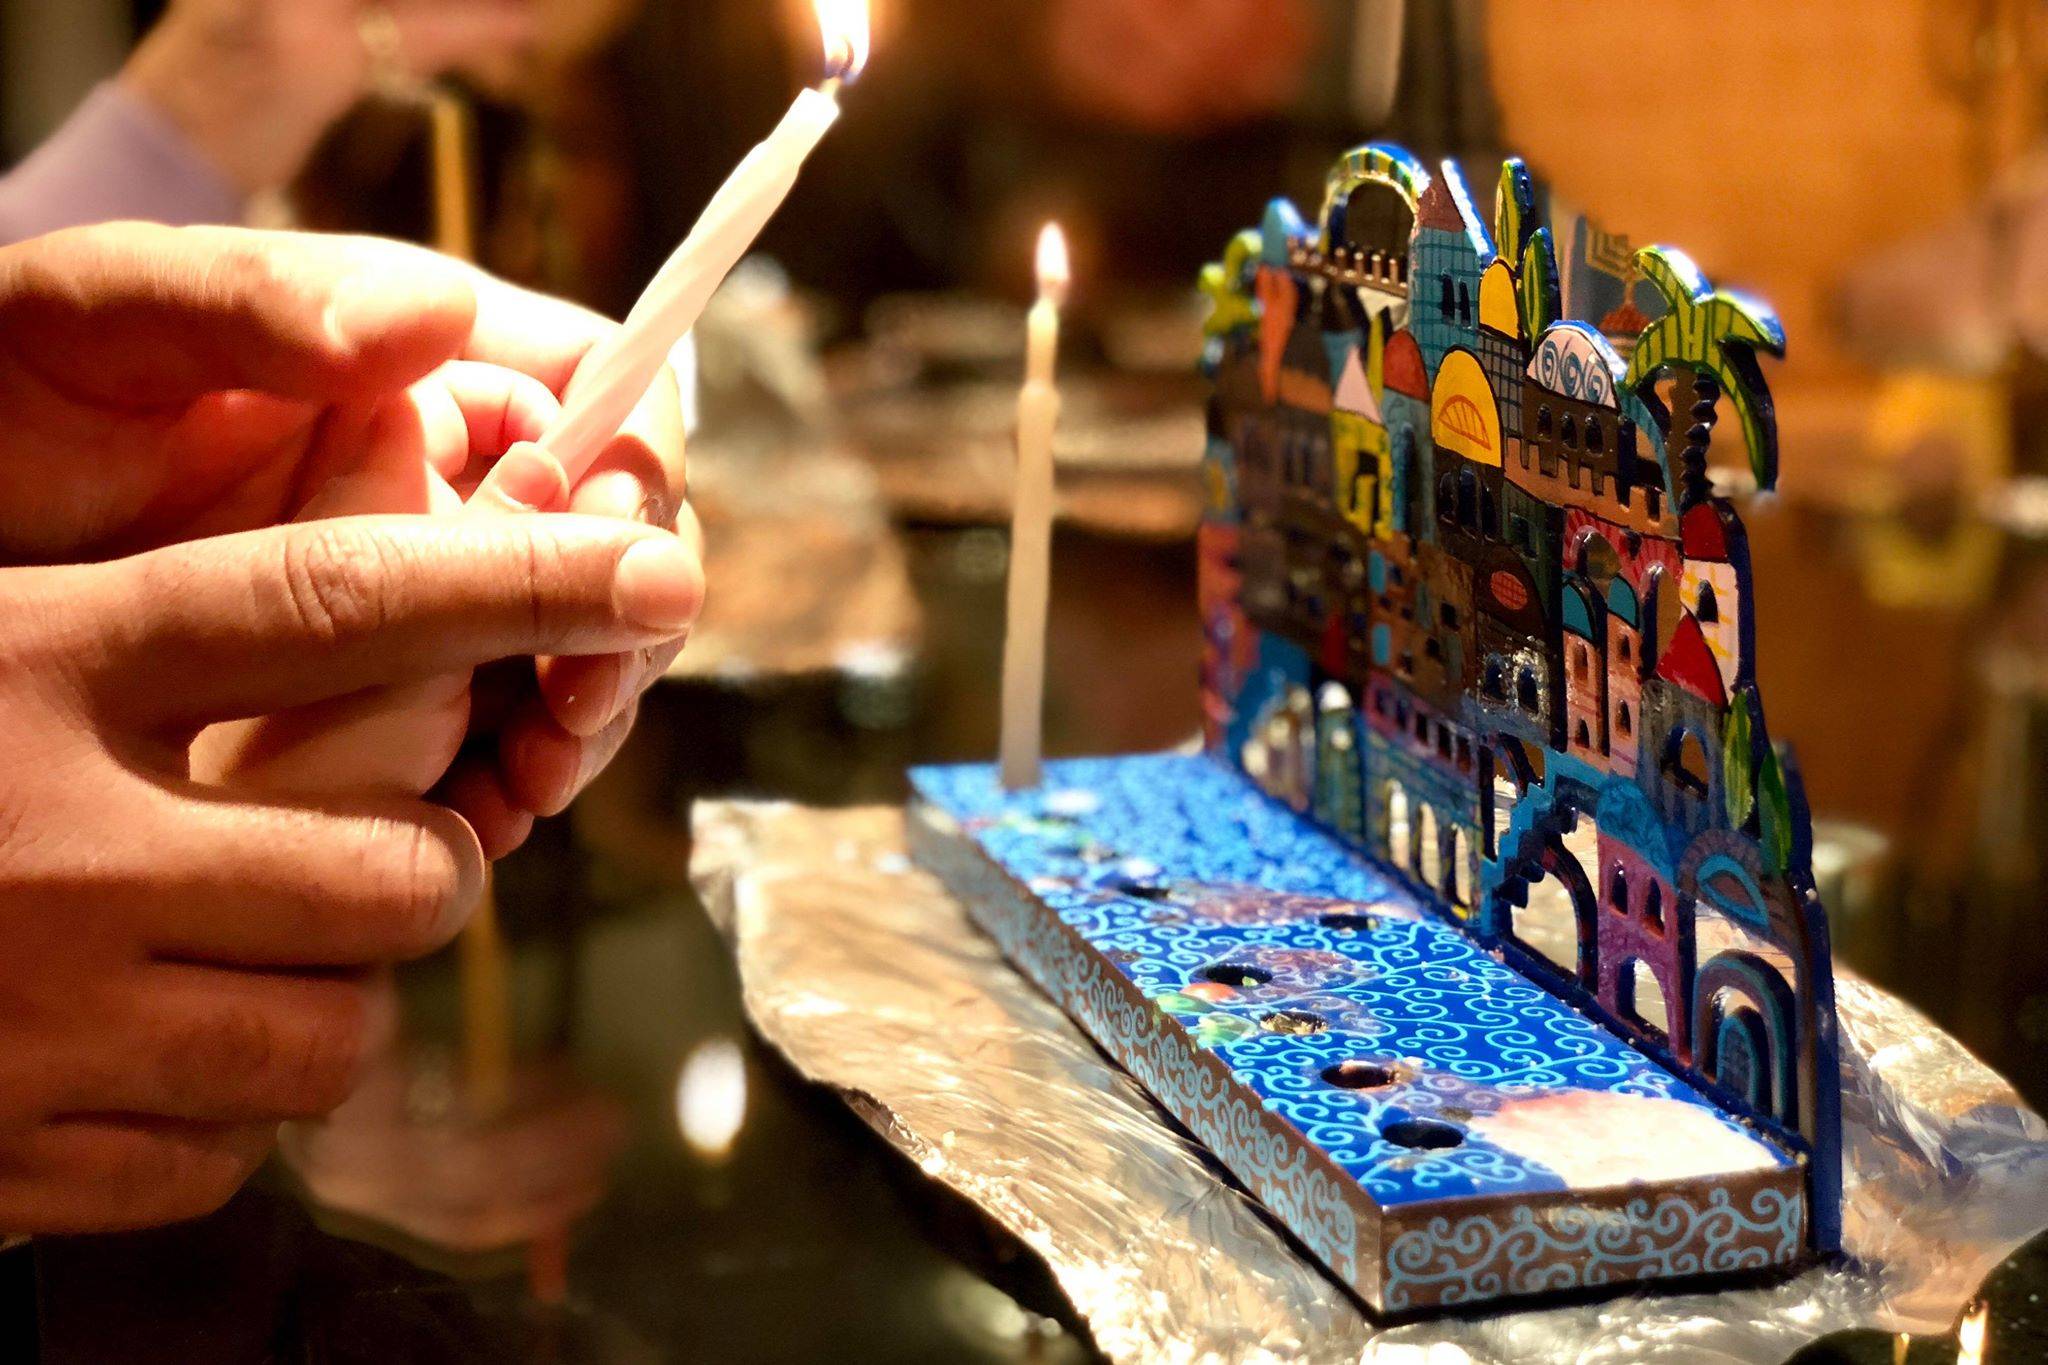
top-left (821, 38), bottom-right (856, 90)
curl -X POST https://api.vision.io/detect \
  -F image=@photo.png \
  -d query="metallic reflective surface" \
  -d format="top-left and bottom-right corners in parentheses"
top-left (693, 800), bottom-right (2048, 1364)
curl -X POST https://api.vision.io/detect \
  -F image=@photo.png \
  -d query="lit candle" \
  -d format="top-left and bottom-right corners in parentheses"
top-left (1000, 224), bottom-right (1069, 791)
top-left (512, 0), bottom-right (871, 487)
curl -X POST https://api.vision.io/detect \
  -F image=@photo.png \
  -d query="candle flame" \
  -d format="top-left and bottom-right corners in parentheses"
top-left (675, 1038), bottom-right (748, 1161)
top-left (1036, 223), bottom-right (1070, 305)
top-left (1957, 1300), bottom-right (1988, 1365)
top-left (815, 0), bottom-right (870, 82)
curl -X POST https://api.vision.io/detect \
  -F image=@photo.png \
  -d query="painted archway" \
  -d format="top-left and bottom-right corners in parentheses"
top-left (1693, 950), bottom-right (1798, 1125)
top-left (1490, 824), bottom-right (1599, 987)
top-left (1317, 143), bottom-right (1428, 254)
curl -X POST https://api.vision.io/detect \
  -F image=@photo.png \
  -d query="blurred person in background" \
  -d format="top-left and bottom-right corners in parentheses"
top-left (0, 0), bottom-right (534, 242)
top-left (508, 0), bottom-right (1495, 321)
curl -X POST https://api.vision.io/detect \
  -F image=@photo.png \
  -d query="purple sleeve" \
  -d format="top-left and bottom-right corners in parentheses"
top-left (0, 81), bottom-right (244, 245)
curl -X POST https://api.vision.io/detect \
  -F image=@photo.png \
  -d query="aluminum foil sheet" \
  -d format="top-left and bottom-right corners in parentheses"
top-left (691, 801), bottom-right (2048, 1363)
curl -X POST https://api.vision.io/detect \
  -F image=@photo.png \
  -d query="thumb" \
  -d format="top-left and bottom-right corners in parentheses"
top-left (0, 223), bottom-right (477, 408)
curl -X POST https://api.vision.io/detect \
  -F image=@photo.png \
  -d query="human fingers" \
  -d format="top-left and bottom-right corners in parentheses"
top-left (484, 362), bottom-right (688, 733)
top-left (498, 694), bottom-right (639, 819)
top-left (189, 671), bottom-right (477, 800)
top-left (299, 359), bottom-right (559, 512)
top-left (564, 360), bottom-right (687, 527)
top-left (538, 495), bottom-right (700, 736)
top-left (124, 783), bottom-right (489, 967)
top-left (75, 514), bottom-right (703, 729)
top-left (462, 442), bottom-right (569, 516)
top-left (428, 361), bottom-right (564, 490)
top-left (460, 269), bottom-right (613, 397)
top-left (433, 755), bottom-right (534, 859)
top-left (0, 1116), bottom-right (275, 1234)
top-left (0, 223), bottom-right (477, 408)
top-left (63, 963), bottom-right (381, 1124)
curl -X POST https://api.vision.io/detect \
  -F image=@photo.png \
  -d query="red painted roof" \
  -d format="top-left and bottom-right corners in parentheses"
top-left (1681, 502), bottom-right (1730, 560)
top-left (1416, 175), bottom-right (1463, 233)
top-left (1385, 330), bottom-right (1429, 400)
top-left (1656, 613), bottom-right (1727, 707)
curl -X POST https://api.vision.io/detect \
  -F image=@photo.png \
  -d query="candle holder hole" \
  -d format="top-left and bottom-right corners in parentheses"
top-left (1321, 1061), bottom-right (1397, 1090)
top-left (1382, 1118), bottom-right (1464, 1151)
top-left (1198, 963), bottom-right (1273, 988)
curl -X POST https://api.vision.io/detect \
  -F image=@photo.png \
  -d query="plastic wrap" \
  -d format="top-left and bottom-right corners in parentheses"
top-left (692, 801), bottom-right (2048, 1363)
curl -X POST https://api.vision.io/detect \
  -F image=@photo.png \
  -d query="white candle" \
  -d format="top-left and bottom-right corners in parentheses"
top-left (519, 0), bottom-right (869, 486)
top-left (1000, 224), bottom-right (1069, 791)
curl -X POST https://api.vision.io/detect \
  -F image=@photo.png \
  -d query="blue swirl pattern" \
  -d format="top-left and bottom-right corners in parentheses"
top-left (911, 752), bottom-right (1807, 1310)
top-left (1382, 1186), bottom-right (1803, 1311)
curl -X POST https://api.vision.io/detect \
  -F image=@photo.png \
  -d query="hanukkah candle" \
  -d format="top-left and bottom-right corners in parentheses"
top-left (490, 0), bottom-right (871, 491)
top-left (999, 224), bottom-right (1069, 790)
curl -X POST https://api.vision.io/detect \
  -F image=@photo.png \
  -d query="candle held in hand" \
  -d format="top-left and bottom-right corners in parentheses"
top-left (525, 0), bottom-right (870, 486)
top-left (1000, 225), bottom-right (1069, 791)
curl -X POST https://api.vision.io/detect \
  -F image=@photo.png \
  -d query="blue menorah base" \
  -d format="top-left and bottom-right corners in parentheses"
top-left (908, 751), bottom-right (1808, 1314)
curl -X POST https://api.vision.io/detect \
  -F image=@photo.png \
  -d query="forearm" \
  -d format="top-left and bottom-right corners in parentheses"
top-left (0, 82), bottom-right (245, 245)
top-left (120, 13), bottom-right (343, 199)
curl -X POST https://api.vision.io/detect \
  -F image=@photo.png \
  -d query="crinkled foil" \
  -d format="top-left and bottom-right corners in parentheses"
top-left (691, 802), bottom-right (2048, 1364)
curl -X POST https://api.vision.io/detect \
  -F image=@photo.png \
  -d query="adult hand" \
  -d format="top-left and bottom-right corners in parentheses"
top-left (123, 0), bottom-right (537, 196)
top-left (0, 511), bottom-right (695, 1232)
top-left (0, 222), bottom-right (692, 853)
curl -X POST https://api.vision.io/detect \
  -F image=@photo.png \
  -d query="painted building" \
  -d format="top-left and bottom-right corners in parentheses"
top-left (1198, 144), bottom-right (1841, 1252)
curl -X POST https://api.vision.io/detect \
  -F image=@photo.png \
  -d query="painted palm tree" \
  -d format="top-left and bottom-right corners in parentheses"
top-left (1622, 246), bottom-right (1787, 506)
top-left (1199, 228), bottom-right (1263, 338)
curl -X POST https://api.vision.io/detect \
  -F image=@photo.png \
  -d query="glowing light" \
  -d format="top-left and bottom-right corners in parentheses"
top-left (814, 0), bottom-right (871, 82)
top-left (1957, 1301), bottom-right (1988, 1365)
top-left (675, 1039), bottom-right (747, 1160)
top-left (1035, 223), bottom-right (1070, 306)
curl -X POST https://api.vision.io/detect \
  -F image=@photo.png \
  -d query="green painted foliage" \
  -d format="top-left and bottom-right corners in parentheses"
top-left (1200, 228), bottom-right (1262, 337)
top-left (1756, 745), bottom-right (1793, 876)
top-left (1722, 697), bottom-right (1755, 830)
top-left (1494, 157), bottom-right (1534, 259)
top-left (1623, 245), bottom-right (1787, 492)
top-left (1518, 227), bottom-right (1559, 338)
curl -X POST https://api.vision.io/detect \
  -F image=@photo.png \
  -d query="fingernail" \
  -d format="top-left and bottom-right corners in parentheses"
top-left (489, 444), bottom-right (568, 511)
top-left (611, 536), bottom-right (701, 632)
top-left (554, 659), bottom-right (620, 738)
